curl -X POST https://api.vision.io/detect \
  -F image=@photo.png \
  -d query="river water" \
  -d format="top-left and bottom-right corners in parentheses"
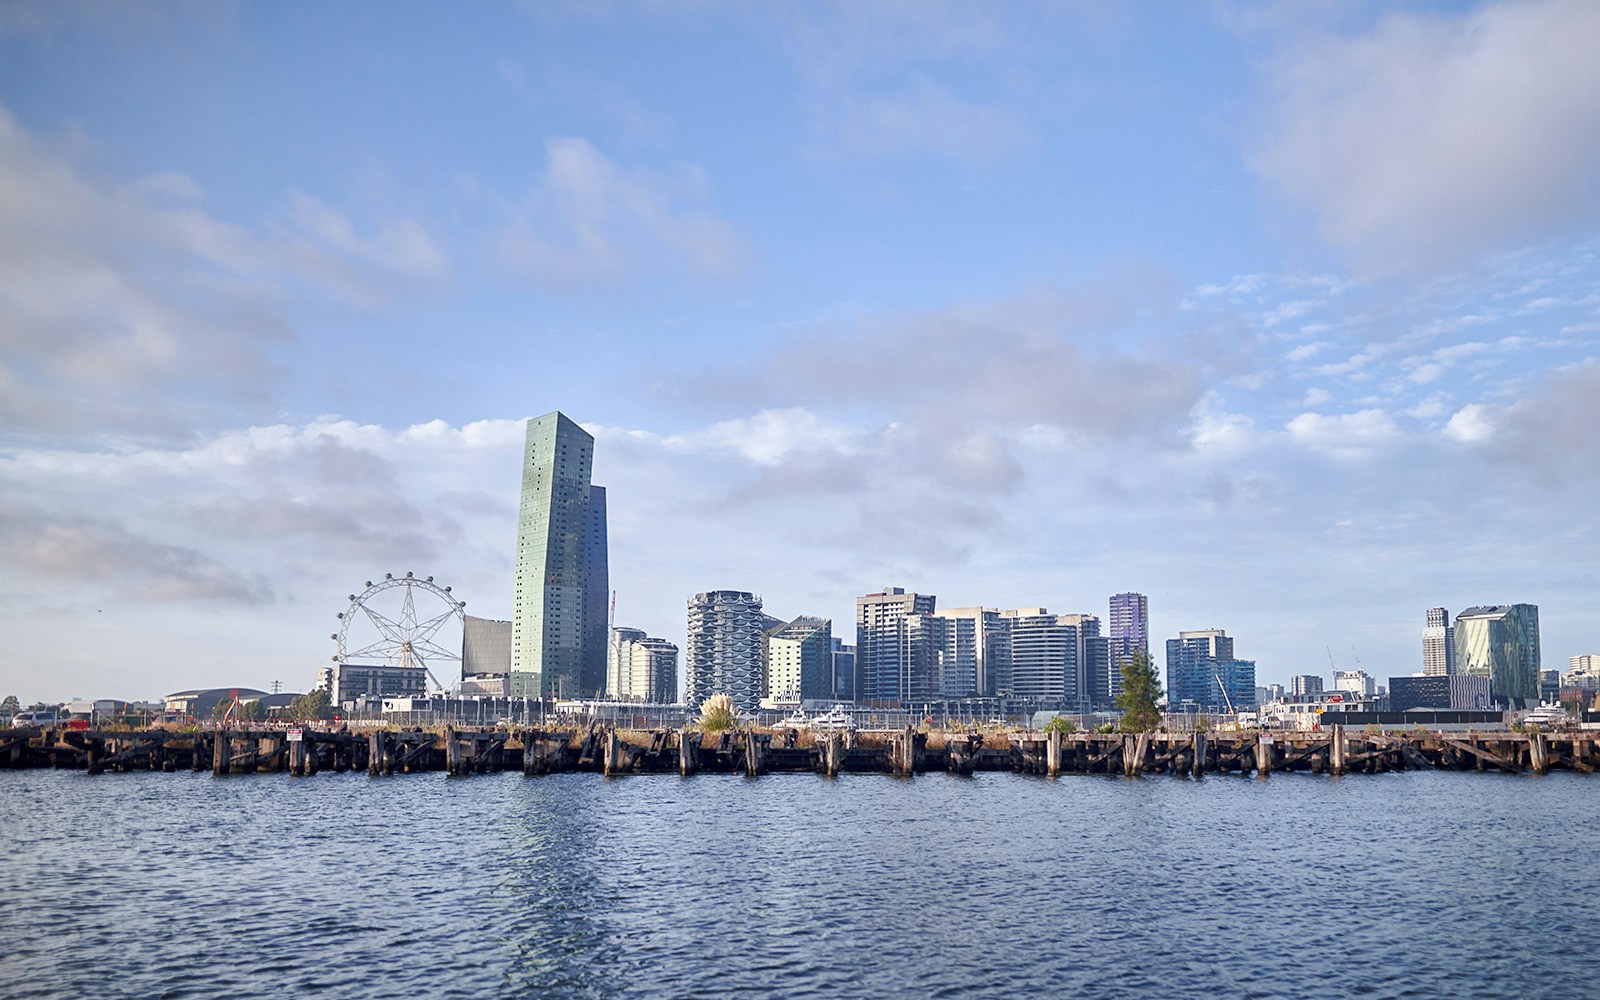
top-left (1, 768), bottom-right (1595, 999)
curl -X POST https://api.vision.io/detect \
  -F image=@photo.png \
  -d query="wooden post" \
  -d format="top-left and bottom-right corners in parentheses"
top-left (1192, 731), bottom-right (1207, 777)
top-left (744, 730), bottom-right (763, 777)
top-left (604, 729), bottom-right (622, 777)
top-left (1133, 732), bottom-right (1150, 776)
top-left (1254, 734), bottom-right (1272, 776)
top-left (212, 729), bottom-right (229, 776)
top-left (451, 726), bottom-right (471, 776)
top-left (678, 730), bottom-right (699, 777)
top-left (1529, 731), bottom-right (1549, 775)
top-left (822, 732), bottom-right (841, 777)
top-left (1046, 728), bottom-right (1061, 777)
top-left (1330, 725), bottom-right (1347, 776)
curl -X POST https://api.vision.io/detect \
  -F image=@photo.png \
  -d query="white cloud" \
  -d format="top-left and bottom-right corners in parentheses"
top-left (1286, 408), bottom-right (1400, 457)
top-left (1285, 341), bottom-right (1328, 362)
top-left (1256, 0), bottom-right (1600, 271)
top-left (499, 136), bottom-right (747, 289)
top-left (1443, 403), bottom-right (1495, 444)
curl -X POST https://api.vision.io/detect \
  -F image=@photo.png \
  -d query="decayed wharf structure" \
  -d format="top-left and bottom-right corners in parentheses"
top-left (2, 725), bottom-right (1595, 778)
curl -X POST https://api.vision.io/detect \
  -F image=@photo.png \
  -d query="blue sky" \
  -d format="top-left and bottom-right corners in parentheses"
top-left (1, 0), bottom-right (1597, 704)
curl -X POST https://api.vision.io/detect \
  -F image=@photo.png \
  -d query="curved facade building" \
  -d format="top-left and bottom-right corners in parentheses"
top-left (686, 590), bottom-right (766, 710)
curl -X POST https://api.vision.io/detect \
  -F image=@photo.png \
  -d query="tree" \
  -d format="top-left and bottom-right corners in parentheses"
top-left (237, 699), bottom-right (265, 721)
top-left (1, 695), bottom-right (18, 719)
top-left (1116, 651), bottom-right (1163, 733)
top-left (289, 688), bottom-right (333, 721)
top-left (1044, 715), bottom-right (1076, 735)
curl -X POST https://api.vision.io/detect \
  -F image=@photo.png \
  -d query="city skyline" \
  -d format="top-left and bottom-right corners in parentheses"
top-left (2, 3), bottom-right (1599, 705)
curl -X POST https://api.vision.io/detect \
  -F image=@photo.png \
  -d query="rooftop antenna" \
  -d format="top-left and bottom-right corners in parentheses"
top-left (609, 590), bottom-right (617, 630)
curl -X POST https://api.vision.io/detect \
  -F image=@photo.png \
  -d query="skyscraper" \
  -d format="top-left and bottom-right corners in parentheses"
top-left (1454, 604), bottom-right (1540, 707)
top-left (686, 590), bottom-right (767, 710)
top-left (1423, 607), bottom-right (1454, 676)
top-left (583, 485), bottom-right (609, 695)
top-left (1108, 592), bottom-right (1149, 703)
top-left (510, 412), bottom-right (608, 699)
top-left (856, 587), bottom-right (937, 705)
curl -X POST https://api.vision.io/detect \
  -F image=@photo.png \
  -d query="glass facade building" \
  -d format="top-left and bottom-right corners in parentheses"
top-left (1108, 592), bottom-right (1149, 704)
top-left (510, 412), bottom-right (608, 699)
top-left (1454, 604), bottom-right (1540, 707)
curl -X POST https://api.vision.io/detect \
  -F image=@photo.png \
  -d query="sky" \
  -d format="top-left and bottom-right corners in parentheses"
top-left (1, 0), bottom-right (1598, 706)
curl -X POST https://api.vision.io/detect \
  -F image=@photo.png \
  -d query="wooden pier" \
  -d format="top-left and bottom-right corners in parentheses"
top-left (2, 724), bottom-right (1596, 779)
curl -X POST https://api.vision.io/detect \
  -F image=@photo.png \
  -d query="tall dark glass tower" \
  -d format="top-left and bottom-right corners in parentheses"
top-left (510, 412), bottom-right (608, 699)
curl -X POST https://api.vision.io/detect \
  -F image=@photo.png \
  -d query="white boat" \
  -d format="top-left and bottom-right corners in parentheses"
top-left (777, 709), bottom-right (810, 729)
top-left (808, 706), bottom-right (857, 731)
top-left (1523, 702), bottom-right (1570, 728)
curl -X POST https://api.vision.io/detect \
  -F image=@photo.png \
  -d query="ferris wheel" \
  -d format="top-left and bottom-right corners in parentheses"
top-left (332, 572), bottom-right (466, 686)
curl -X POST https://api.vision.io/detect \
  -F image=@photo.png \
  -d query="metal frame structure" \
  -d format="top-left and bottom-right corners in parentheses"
top-left (333, 573), bottom-right (466, 678)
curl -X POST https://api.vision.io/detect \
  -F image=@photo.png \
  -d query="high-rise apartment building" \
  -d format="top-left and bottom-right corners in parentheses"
top-left (686, 590), bottom-right (767, 710)
top-left (1058, 613), bottom-right (1110, 710)
top-left (1167, 629), bottom-right (1234, 710)
top-left (1290, 674), bottom-right (1324, 697)
top-left (1423, 607), bottom-right (1455, 676)
top-left (930, 607), bottom-right (1009, 699)
top-left (764, 616), bottom-right (833, 705)
top-left (1455, 604), bottom-right (1540, 707)
top-left (510, 412), bottom-right (608, 699)
top-left (1004, 609), bottom-right (1078, 703)
top-left (1107, 592), bottom-right (1149, 702)
top-left (607, 627), bottom-right (679, 703)
top-left (856, 587), bottom-right (937, 705)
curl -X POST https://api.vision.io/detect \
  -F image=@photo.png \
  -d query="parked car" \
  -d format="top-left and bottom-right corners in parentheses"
top-left (11, 711), bottom-right (62, 729)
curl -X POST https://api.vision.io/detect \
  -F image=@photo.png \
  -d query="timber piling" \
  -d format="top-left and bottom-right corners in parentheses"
top-left (3, 725), bottom-right (1597, 781)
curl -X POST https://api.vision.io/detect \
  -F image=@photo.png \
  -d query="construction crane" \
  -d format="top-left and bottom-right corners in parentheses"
top-left (1326, 645), bottom-right (1339, 674)
top-left (1212, 672), bottom-right (1237, 715)
top-left (609, 590), bottom-right (617, 630)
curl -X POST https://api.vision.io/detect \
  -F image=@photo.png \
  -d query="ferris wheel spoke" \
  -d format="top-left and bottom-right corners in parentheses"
top-left (400, 586), bottom-right (418, 630)
top-left (344, 640), bottom-right (401, 661)
top-left (361, 605), bottom-right (406, 643)
top-left (412, 608), bottom-right (459, 643)
top-left (411, 639), bottom-right (462, 663)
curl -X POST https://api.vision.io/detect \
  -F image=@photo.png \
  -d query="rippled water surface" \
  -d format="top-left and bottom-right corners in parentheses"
top-left (2, 768), bottom-right (1597, 998)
